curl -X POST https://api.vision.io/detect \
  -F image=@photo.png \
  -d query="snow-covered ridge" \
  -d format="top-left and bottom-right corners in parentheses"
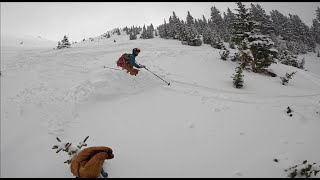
top-left (1, 34), bottom-right (57, 48)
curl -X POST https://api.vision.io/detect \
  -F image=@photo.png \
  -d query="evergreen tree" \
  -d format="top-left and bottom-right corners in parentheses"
top-left (280, 71), bottom-right (297, 85)
top-left (248, 23), bottom-right (278, 73)
top-left (173, 12), bottom-right (182, 39)
top-left (57, 35), bottom-right (71, 49)
top-left (311, 8), bottom-right (320, 44)
top-left (250, 3), bottom-right (274, 35)
top-left (129, 32), bottom-right (137, 40)
top-left (278, 49), bottom-right (300, 68)
top-left (211, 36), bottom-right (226, 50)
top-left (239, 37), bottom-right (254, 71)
top-left (186, 11), bottom-right (194, 26)
top-left (180, 11), bottom-right (202, 46)
top-left (202, 25), bottom-right (214, 44)
top-left (232, 66), bottom-right (244, 88)
top-left (167, 12), bottom-right (181, 39)
top-left (200, 15), bottom-right (208, 35)
top-left (270, 10), bottom-right (290, 39)
top-left (141, 24), bottom-right (147, 39)
top-left (146, 25), bottom-right (154, 39)
top-left (231, 2), bottom-right (253, 46)
top-left (158, 19), bottom-right (169, 39)
top-left (220, 49), bottom-right (230, 60)
top-left (288, 14), bottom-right (316, 53)
top-left (178, 20), bottom-right (188, 42)
top-left (298, 58), bottom-right (305, 69)
top-left (223, 8), bottom-right (235, 42)
top-left (210, 6), bottom-right (224, 39)
top-left (316, 7), bottom-right (320, 21)
top-left (311, 19), bottom-right (320, 44)
top-left (229, 41), bottom-right (236, 49)
top-left (57, 41), bottom-right (62, 49)
top-left (231, 52), bottom-right (241, 61)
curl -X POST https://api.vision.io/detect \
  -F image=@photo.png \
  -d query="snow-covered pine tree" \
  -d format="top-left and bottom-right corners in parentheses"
top-left (194, 19), bottom-right (202, 34)
top-left (298, 58), bottom-right (305, 69)
top-left (202, 25), bottom-right (214, 44)
top-left (229, 41), bottom-right (236, 49)
top-left (231, 52), bottom-right (241, 62)
top-left (57, 35), bottom-right (71, 49)
top-left (167, 12), bottom-right (181, 39)
top-left (210, 6), bottom-right (224, 40)
top-left (147, 25), bottom-right (154, 39)
top-left (231, 2), bottom-right (252, 46)
top-left (311, 19), bottom-right (320, 44)
top-left (198, 15), bottom-right (208, 35)
top-left (186, 11), bottom-right (194, 26)
top-left (158, 19), bottom-right (169, 39)
top-left (270, 10), bottom-right (291, 41)
top-left (278, 49), bottom-right (299, 67)
top-left (250, 3), bottom-right (274, 35)
top-left (311, 7), bottom-right (320, 44)
top-left (211, 36), bottom-right (226, 50)
top-left (280, 71), bottom-right (297, 85)
top-left (129, 32), bottom-right (137, 40)
top-left (178, 20), bottom-right (188, 42)
top-left (231, 2), bottom-right (255, 71)
top-left (288, 14), bottom-right (316, 53)
top-left (248, 24), bottom-right (278, 73)
top-left (140, 24), bottom-right (147, 39)
top-left (316, 7), bottom-right (320, 21)
top-left (232, 66), bottom-right (244, 88)
top-left (220, 49), bottom-right (230, 60)
top-left (124, 26), bottom-right (129, 35)
top-left (223, 8), bottom-right (235, 42)
top-left (57, 41), bottom-right (62, 49)
top-left (239, 37), bottom-right (254, 71)
top-left (182, 11), bottom-right (202, 46)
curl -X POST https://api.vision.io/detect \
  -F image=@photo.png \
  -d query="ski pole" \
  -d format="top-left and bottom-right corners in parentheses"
top-left (103, 66), bottom-right (122, 71)
top-left (144, 67), bottom-right (170, 86)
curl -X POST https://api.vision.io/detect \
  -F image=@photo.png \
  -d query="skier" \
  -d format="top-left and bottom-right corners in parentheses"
top-left (116, 48), bottom-right (146, 76)
top-left (70, 146), bottom-right (114, 178)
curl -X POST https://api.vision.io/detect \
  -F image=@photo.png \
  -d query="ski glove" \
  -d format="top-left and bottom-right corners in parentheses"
top-left (70, 146), bottom-right (114, 178)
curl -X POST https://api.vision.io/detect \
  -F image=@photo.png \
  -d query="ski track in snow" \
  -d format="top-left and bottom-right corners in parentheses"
top-left (3, 40), bottom-right (320, 137)
top-left (2, 35), bottom-right (320, 178)
top-left (2, 46), bottom-right (163, 137)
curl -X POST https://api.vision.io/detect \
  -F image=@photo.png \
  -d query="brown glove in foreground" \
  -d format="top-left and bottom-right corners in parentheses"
top-left (70, 146), bottom-right (114, 178)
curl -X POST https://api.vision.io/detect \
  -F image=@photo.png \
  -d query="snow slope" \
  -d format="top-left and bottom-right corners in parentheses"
top-left (1, 32), bottom-right (320, 178)
top-left (1, 34), bottom-right (57, 49)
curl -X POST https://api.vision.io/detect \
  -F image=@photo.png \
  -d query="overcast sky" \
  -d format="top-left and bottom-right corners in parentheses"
top-left (1, 2), bottom-right (319, 42)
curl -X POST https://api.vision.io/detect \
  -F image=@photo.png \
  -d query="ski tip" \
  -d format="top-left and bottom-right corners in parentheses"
top-left (168, 83), bottom-right (171, 86)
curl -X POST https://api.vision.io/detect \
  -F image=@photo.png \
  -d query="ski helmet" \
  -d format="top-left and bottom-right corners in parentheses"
top-left (132, 48), bottom-right (141, 55)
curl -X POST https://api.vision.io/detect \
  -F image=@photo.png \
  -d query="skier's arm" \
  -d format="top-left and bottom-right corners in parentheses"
top-left (129, 55), bottom-right (141, 68)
